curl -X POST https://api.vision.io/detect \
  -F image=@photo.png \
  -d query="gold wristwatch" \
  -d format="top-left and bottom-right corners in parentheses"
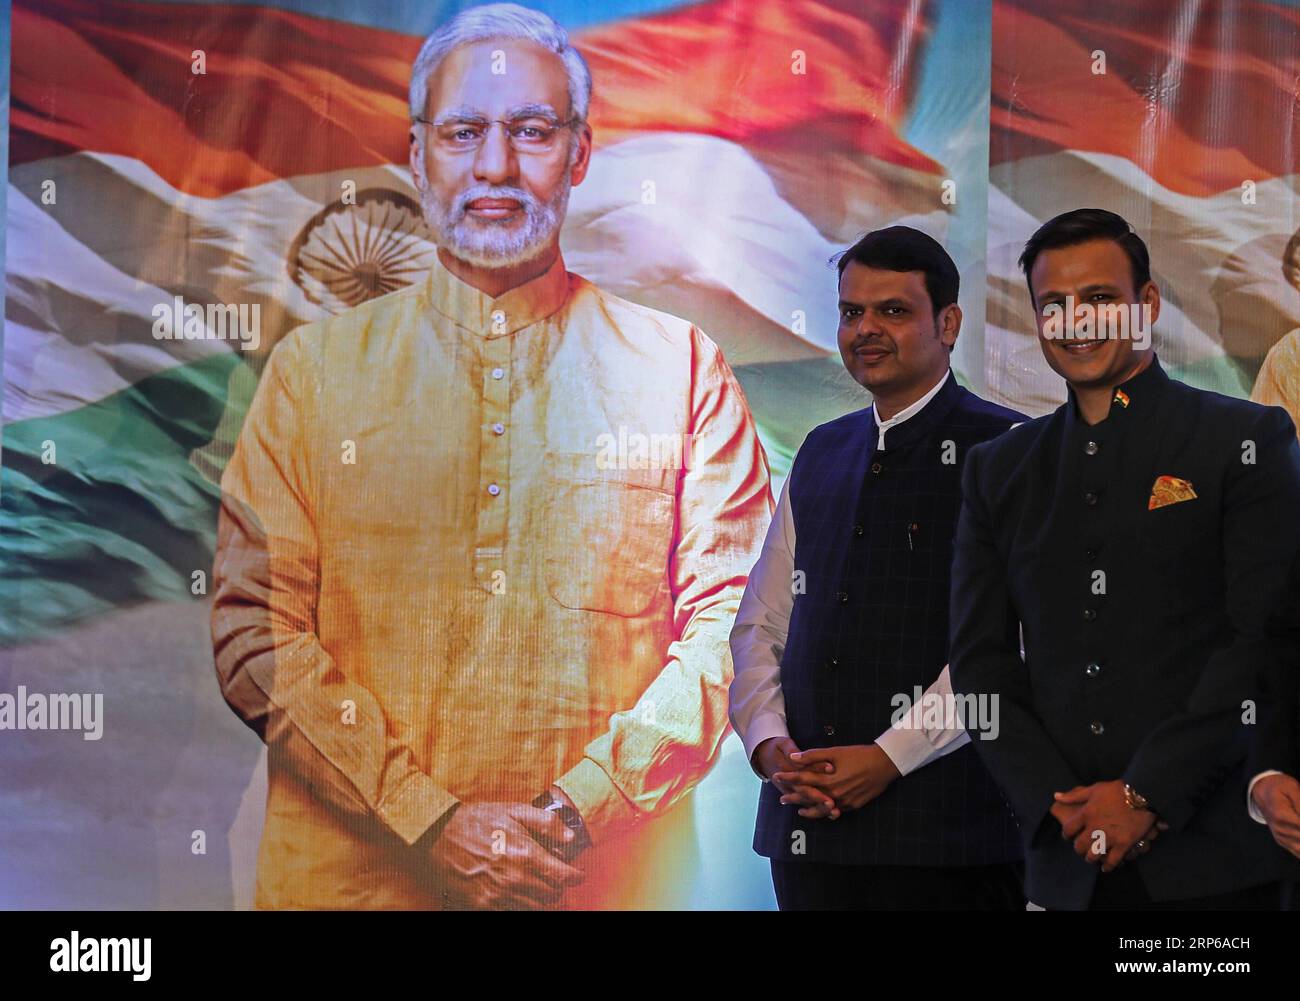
top-left (1123, 783), bottom-right (1151, 812)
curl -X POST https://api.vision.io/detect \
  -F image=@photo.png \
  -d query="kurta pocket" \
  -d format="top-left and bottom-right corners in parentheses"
top-left (542, 452), bottom-right (675, 616)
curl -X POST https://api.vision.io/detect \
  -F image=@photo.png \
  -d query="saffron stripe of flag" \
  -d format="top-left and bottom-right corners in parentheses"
top-left (11, 0), bottom-right (941, 200)
top-left (990, 0), bottom-right (1300, 197)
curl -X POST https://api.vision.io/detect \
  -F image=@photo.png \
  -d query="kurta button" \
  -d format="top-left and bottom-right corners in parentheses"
top-left (491, 367), bottom-right (505, 380)
top-left (1090, 721), bottom-right (1105, 735)
top-left (871, 462), bottom-right (883, 474)
top-left (853, 525), bottom-right (864, 536)
top-left (487, 483), bottom-right (501, 496)
top-left (1083, 608), bottom-right (1097, 621)
top-left (1084, 491), bottom-right (1098, 506)
top-left (492, 422), bottom-right (505, 435)
top-left (1085, 441), bottom-right (1099, 456)
top-left (823, 724), bottom-right (836, 736)
top-left (1085, 662), bottom-right (1101, 677)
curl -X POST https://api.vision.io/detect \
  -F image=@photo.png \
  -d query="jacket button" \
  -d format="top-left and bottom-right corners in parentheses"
top-left (837, 591), bottom-right (849, 604)
top-left (823, 724), bottom-right (836, 736)
top-left (853, 525), bottom-right (864, 537)
top-left (826, 657), bottom-right (838, 670)
top-left (1084, 491), bottom-right (1098, 506)
top-left (871, 462), bottom-right (883, 474)
top-left (1085, 441), bottom-right (1099, 456)
top-left (1085, 547), bottom-right (1097, 560)
top-left (1090, 721), bottom-right (1105, 735)
top-left (1085, 662), bottom-right (1101, 677)
top-left (1083, 608), bottom-right (1097, 621)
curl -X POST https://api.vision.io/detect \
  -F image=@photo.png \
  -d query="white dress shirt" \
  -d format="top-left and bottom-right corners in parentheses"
top-left (1247, 770), bottom-right (1284, 824)
top-left (729, 370), bottom-right (969, 777)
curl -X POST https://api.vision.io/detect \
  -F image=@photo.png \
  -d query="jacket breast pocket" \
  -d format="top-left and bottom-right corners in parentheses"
top-left (542, 452), bottom-right (676, 617)
top-left (1140, 492), bottom-right (1219, 586)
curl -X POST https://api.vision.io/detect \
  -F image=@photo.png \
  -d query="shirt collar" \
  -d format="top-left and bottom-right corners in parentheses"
top-left (1065, 351), bottom-right (1168, 427)
top-left (872, 369), bottom-right (953, 449)
top-left (424, 249), bottom-right (572, 338)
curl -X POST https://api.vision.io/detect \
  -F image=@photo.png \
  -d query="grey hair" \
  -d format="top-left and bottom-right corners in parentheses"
top-left (409, 3), bottom-right (593, 124)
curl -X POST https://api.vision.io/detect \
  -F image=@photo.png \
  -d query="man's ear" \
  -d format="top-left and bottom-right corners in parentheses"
top-left (409, 130), bottom-right (427, 196)
top-left (568, 123), bottom-right (594, 187)
top-left (1141, 279), bottom-right (1161, 327)
top-left (938, 303), bottom-right (962, 349)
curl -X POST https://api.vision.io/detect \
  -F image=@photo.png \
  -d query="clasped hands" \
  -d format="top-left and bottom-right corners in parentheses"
top-left (1049, 779), bottom-right (1168, 872)
top-left (754, 736), bottom-right (902, 819)
top-left (757, 737), bottom-right (1169, 875)
top-left (424, 786), bottom-right (586, 910)
top-left (1250, 772), bottom-right (1300, 859)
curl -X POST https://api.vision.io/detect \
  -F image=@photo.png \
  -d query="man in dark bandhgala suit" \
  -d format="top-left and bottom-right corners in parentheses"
top-left (950, 208), bottom-right (1300, 910)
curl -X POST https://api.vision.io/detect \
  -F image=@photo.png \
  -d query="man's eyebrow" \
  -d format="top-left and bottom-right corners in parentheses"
top-left (837, 297), bottom-right (910, 310)
top-left (1037, 283), bottom-right (1122, 301)
top-left (430, 104), bottom-right (562, 126)
top-left (505, 102), bottom-right (561, 121)
top-left (430, 106), bottom-right (488, 126)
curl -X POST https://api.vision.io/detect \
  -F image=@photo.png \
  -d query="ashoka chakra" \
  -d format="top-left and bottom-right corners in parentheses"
top-left (289, 188), bottom-right (435, 312)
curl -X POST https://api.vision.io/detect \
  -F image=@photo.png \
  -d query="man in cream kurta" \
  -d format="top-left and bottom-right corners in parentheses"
top-left (1253, 328), bottom-right (1300, 441)
top-left (211, 5), bottom-right (771, 909)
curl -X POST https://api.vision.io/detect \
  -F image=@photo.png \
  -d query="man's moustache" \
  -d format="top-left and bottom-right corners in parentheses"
top-left (455, 188), bottom-right (535, 217)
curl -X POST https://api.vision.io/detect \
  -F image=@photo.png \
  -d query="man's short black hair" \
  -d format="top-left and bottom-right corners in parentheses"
top-left (1018, 208), bottom-right (1152, 302)
top-left (834, 225), bottom-right (959, 314)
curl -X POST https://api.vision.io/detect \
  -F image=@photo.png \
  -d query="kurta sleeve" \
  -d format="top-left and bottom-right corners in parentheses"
top-left (212, 330), bottom-right (459, 847)
top-left (554, 329), bottom-right (773, 843)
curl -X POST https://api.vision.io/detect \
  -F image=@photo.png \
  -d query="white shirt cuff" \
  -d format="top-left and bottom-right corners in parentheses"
top-left (1247, 770), bottom-right (1285, 824)
top-left (873, 664), bottom-right (971, 777)
top-left (740, 712), bottom-right (790, 780)
top-left (875, 718), bottom-right (970, 777)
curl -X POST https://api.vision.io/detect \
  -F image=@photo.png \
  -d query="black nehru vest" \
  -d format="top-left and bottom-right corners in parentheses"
top-left (753, 374), bottom-right (1025, 867)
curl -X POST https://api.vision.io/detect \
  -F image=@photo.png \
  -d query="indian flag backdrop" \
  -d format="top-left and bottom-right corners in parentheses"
top-left (4, 0), bottom-right (975, 646)
top-left (5, 0), bottom-right (1296, 910)
top-left (986, 0), bottom-right (1300, 416)
top-left (1, 0), bottom-right (990, 908)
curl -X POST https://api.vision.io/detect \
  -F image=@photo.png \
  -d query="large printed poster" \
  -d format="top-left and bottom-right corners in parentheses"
top-left (1, 0), bottom-right (1297, 910)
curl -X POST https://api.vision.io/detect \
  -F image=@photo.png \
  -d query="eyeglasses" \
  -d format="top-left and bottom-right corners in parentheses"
top-left (414, 115), bottom-right (581, 154)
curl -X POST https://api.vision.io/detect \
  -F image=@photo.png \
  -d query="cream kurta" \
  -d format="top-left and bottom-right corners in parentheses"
top-left (212, 251), bottom-right (772, 908)
top-left (1253, 329), bottom-right (1300, 441)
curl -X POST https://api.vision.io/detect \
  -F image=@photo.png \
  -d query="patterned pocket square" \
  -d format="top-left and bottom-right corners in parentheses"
top-left (1148, 475), bottom-right (1197, 510)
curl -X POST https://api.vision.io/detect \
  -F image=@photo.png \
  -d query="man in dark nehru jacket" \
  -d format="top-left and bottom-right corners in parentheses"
top-left (950, 208), bottom-right (1300, 910)
top-left (730, 227), bottom-right (1027, 910)
top-left (1249, 545), bottom-right (1300, 906)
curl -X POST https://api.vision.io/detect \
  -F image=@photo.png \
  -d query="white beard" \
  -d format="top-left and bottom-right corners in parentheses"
top-left (420, 169), bottom-right (572, 270)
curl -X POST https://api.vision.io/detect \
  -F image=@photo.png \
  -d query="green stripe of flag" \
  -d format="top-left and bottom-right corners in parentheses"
top-left (1, 352), bottom-right (249, 646)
